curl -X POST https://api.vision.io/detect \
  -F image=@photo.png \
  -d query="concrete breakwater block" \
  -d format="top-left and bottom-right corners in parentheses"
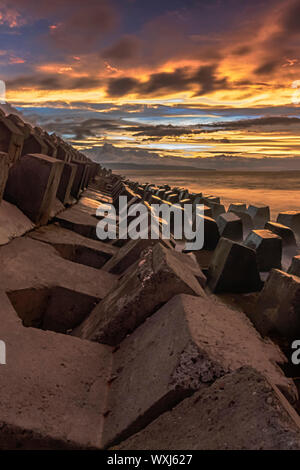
top-left (4, 153), bottom-right (63, 225)
top-left (28, 224), bottom-right (117, 269)
top-left (277, 211), bottom-right (300, 242)
top-left (0, 115), bottom-right (24, 164)
top-left (0, 151), bottom-right (9, 202)
top-left (114, 367), bottom-right (300, 450)
top-left (0, 200), bottom-right (35, 246)
top-left (247, 205), bottom-right (270, 229)
top-left (190, 214), bottom-right (220, 251)
top-left (253, 269), bottom-right (300, 339)
top-left (244, 229), bottom-right (282, 272)
top-left (72, 243), bottom-right (205, 346)
top-left (55, 206), bottom-right (99, 239)
top-left (208, 238), bottom-right (262, 293)
top-left (230, 210), bottom-right (254, 237)
top-left (265, 221), bottom-right (297, 248)
top-left (208, 202), bottom-right (225, 219)
top-left (57, 162), bottom-right (77, 205)
top-left (228, 202), bottom-right (247, 213)
top-left (288, 255), bottom-right (300, 277)
top-left (0, 237), bottom-right (117, 333)
top-left (217, 212), bottom-right (243, 242)
top-left (103, 294), bottom-right (295, 447)
top-left (0, 290), bottom-right (112, 450)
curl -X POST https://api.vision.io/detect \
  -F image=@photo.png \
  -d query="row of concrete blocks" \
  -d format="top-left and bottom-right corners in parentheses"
top-left (0, 111), bottom-right (105, 225)
top-left (2, 191), bottom-right (300, 449)
top-left (126, 181), bottom-right (300, 272)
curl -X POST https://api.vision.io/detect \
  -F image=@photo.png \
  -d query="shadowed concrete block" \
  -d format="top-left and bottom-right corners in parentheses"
top-left (114, 367), bottom-right (300, 450)
top-left (0, 115), bottom-right (24, 164)
top-left (228, 202), bottom-right (247, 213)
top-left (0, 237), bottom-right (117, 333)
top-left (70, 162), bottom-right (86, 198)
top-left (191, 214), bottom-right (220, 250)
top-left (230, 210), bottom-right (254, 238)
top-left (208, 238), bottom-right (262, 293)
top-left (102, 238), bottom-right (163, 275)
top-left (57, 162), bottom-right (77, 205)
top-left (0, 200), bottom-right (35, 245)
top-left (265, 221), bottom-right (297, 248)
top-left (247, 205), bottom-right (270, 229)
top-left (55, 206), bottom-right (99, 239)
top-left (244, 229), bottom-right (282, 272)
top-left (21, 126), bottom-right (48, 157)
top-left (103, 295), bottom-right (295, 447)
top-left (277, 212), bottom-right (300, 242)
top-left (208, 202), bottom-right (225, 219)
top-left (28, 224), bottom-right (117, 269)
top-left (0, 290), bottom-right (112, 450)
top-left (217, 212), bottom-right (243, 242)
top-left (288, 255), bottom-right (300, 277)
top-left (0, 151), bottom-right (9, 202)
top-left (4, 153), bottom-right (64, 225)
top-left (72, 243), bottom-right (205, 346)
top-left (253, 269), bottom-right (300, 339)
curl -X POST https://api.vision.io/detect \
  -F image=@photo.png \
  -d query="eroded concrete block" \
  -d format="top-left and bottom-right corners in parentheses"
top-left (28, 224), bottom-right (117, 269)
top-left (0, 237), bottom-right (117, 333)
top-left (0, 290), bottom-right (112, 449)
top-left (265, 221), bottom-right (297, 248)
top-left (277, 212), bottom-right (300, 242)
top-left (247, 205), bottom-right (270, 229)
top-left (190, 214), bottom-right (220, 251)
top-left (4, 153), bottom-right (63, 225)
top-left (57, 162), bottom-right (77, 205)
top-left (228, 202), bottom-right (247, 213)
top-left (0, 200), bottom-right (35, 246)
top-left (244, 229), bottom-right (282, 272)
top-left (217, 212), bottom-right (243, 242)
top-left (103, 294), bottom-right (295, 447)
top-left (0, 115), bottom-right (24, 164)
top-left (55, 206), bottom-right (99, 239)
top-left (208, 238), bottom-right (262, 293)
top-left (72, 243), bottom-right (205, 345)
top-left (230, 210), bottom-right (254, 238)
top-left (253, 269), bottom-right (300, 338)
top-left (288, 255), bottom-right (300, 277)
top-left (114, 367), bottom-right (300, 450)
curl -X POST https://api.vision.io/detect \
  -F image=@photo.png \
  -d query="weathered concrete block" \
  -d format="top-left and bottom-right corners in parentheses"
top-left (208, 238), bottom-right (262, 293)
top-left (209, 202), bottom-right (226, 219)
top-left (28, 224), bottom-right (117, 269)
top-left (72, 243), bottom-right (205, 346)
top-left (265, 221), bottom-right (297, 247)
top-left (0, 237), bottom-right (117, 333)
top-left (230, 210), bottom-right (254, 237)
top-left (55, 206), bottom-right (99, 240)
top-left (247, 205), bottom-right (270, 229)
top-left (217, 212), bottom-right (243, 242)
top-left (190, 214), bottom-right (220, 251)
top-left (70, 162), bottom-right (86, 198)
top-left (4, 153), bottom-right (63, 225)
top-left (244, 229), bottom-right (282, 272)
top-left (288, 255), bottom-right (300, 277)
top-left (277, 211), bottom-right (300, 242)
top-left (115, 367), bottom-right (300, 450)
top-left (0, 115), bottom-right (24, 164)
top-left (103, 294), bottom-right (295, 446)
top-left (21, 126), bottom-right (48, 157)
top-left (253, 269), bottom-right (300, 339)
top-left (0, 200), bottom-right (35, 246)
top-left (57, 162), bottom-right (77, 205)
top-left (0, 290), bottom-right (112, 449)
top-left (0, 151), bottom-right (9, 202)
top-left (228, 202), bottom-right (247, 213)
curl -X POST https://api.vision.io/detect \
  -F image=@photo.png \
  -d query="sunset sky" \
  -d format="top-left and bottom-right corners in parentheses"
top-left (1, 0), bottom-right (300, 168)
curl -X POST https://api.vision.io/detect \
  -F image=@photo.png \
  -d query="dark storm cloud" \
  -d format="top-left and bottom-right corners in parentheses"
top-left (2, 0), bottom-right (118, 53)
top-left (43, 117), bottom-right (122, 139)
top-left (254, 60), bottom-right (280, 75)
top-left (204, 116), bottom-right (300, 130)
top-left (102, 35), bottom-right (140, 60)
top-left (6, 75), bottom-right (102, 91)
top-left (106, 65), bottom-right (228, 97)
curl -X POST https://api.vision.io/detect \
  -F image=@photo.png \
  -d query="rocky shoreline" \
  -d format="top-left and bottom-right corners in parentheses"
top-left (0, 110), bottom-right (299, 449)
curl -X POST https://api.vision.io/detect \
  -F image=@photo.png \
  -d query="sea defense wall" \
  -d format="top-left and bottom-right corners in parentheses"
top-left (0, 113), bottom-right (300, 449)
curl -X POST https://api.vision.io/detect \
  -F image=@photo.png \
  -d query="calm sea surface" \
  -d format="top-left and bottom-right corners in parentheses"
top-left (118, 169), bottom-right (300, 220)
